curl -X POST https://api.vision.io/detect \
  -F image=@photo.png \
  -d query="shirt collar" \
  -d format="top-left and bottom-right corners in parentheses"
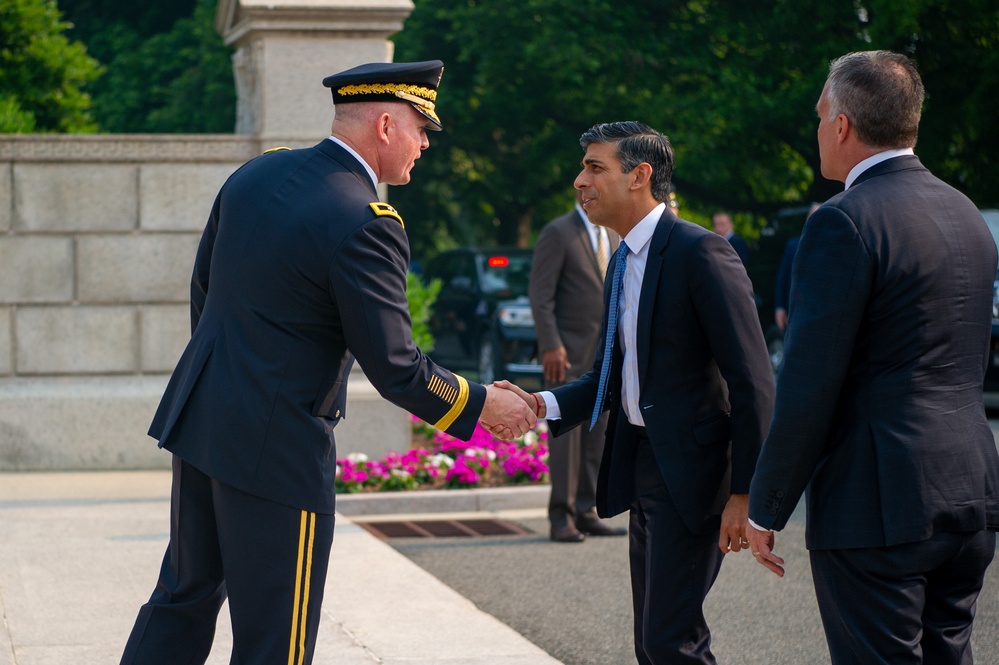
top-left (622, 203), bottom-right (667, 256)
top-left (327, 136), bottom-right (378, 191)
top-left (844, 148), bottom-right (914, 189)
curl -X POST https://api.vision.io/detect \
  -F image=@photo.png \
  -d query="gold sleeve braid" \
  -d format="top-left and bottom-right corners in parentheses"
top-left (429, 374), bottom-right (470, 432)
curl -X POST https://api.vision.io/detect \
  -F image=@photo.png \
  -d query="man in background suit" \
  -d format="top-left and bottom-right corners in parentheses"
top-left (747, 50), bottom-right (999, 665)
top-left (529, 193), bottom-right (626, 542)
top-left (773, 203), bottom-right (819, 333)
top-left (119, 61), bottom-right (534, 665)
top-left (711, 211), bottom-right (750, 267)
top-left (500, 121), bottom-right (774, 663)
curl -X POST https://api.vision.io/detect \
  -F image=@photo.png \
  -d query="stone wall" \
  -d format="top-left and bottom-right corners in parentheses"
top-left (0, 137), bottom-right (409, 469)
top-left (0, 0), bottom-right (417, 471)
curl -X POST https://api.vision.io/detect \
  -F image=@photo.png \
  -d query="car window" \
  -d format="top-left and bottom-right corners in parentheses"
top-left (478, 253), bottom-right (532, 297)
top-left (426, 252), bottom-right (477, 290)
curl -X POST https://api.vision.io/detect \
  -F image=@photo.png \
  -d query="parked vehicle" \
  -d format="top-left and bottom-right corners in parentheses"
top-left (421, 247), bottom-right (543, 389)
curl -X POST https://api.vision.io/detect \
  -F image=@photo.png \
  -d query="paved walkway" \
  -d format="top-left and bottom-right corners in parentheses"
top-left (0, 471), bottom-right (560, 665)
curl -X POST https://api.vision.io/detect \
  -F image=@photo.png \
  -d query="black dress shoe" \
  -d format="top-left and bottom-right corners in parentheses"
top-left (550, 523), bottom-right (586, 543)
top-left (576, 516), bottom-right (627, 537)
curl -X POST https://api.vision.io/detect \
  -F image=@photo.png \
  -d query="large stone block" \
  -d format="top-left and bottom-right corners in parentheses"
top-left (0, 162), bottom-right (10, 232)
top-left (0, 307), bottom-right (10, 375)
top-left (77, 234), bottom-right (201, 303)
top-left (140, 163), bottom-right (242, 231)
top-left (338, 372), bottom-right (411, 460)
top-left (13, 163), bottom-right (138, 232)
top-left (141, 304), bottom-right (190, 373)
top-left (232, 35), bottom-right (392, 140)
top-left (0, 236), bottom-right (74, 303)
top-left (0, 374), bottom-right (409, 470)
top-left (0, 377), bottom-right (168, 470)
top-left (16, 306), bottom-right (138, 374)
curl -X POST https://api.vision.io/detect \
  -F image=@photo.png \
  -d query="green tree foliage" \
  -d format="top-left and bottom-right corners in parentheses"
top-left (392, 0), bottom-right (998, 254)
top-left (59, 0), bottom-right (235, 133)
top-left (0, 0), bottom-right (101, 132)
top-left (406, 272), bottom-right (442, 352)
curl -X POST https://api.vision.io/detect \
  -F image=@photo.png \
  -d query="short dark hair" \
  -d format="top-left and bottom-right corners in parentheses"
top-left (579, 122), bottom-right (674, 202)
top-left (825, 50), bottom-right (924, 149)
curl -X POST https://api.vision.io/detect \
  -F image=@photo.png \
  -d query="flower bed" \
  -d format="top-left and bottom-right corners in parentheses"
top-left (335, 415), bottom-right (550, 493)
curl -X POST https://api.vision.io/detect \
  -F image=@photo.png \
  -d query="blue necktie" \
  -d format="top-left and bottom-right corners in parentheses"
top-left (590, 241), bottom-right (629, 430)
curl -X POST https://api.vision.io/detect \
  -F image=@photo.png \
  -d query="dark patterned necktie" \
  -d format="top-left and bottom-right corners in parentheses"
top-left (590, 241), bottom-right (629, 430)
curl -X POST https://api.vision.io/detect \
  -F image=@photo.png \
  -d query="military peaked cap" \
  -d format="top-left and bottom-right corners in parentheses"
top-left (322, 60), bottom-right (445, 131)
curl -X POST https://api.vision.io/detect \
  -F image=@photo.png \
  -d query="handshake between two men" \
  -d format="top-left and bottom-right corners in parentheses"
top-left (479, 380), bottom-right (544, 441)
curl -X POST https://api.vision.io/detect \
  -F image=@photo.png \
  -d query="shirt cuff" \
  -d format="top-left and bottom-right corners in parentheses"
top-left (540, 391), bottom-right (561, 420)
top-left (748, 518), bottom-right (774, 533)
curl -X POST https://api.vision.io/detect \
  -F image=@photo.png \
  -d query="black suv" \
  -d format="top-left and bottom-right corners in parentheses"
top-left (422, 247), bottom-right (543, 390)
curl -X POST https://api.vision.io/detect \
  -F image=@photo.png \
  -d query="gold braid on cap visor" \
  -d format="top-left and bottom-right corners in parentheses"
top-left (337, 83), bottom-right (437, 102)
top-left (337, 83), bottom-right (440, 123)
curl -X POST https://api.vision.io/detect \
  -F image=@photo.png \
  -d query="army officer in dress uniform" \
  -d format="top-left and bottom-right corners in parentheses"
top-left (119, 61), bottom-right (535, 665)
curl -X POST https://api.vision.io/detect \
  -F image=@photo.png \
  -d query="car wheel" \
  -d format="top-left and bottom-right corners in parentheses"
top-left (766, 331), bottom-right (785, 381)
top-left (478, 336), bottom-right (496, 384)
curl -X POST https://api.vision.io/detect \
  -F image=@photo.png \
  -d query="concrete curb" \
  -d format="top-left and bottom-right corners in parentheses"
top-left (335, 483), bottom-right (551, 516)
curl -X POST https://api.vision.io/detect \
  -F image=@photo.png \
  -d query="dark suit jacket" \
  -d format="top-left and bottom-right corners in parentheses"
top-left (148, 140), bottom-right (485, 514)
top-left (727, 232), bottom-right (750, 267)
top-left (551, 211), bottom-right (775, 533)
top-left (774, 236), bottom-right (799, 313)
top-left (529, 209), bottom-right (619, 383)
top-left (749, 155), bottom-right (999, 549)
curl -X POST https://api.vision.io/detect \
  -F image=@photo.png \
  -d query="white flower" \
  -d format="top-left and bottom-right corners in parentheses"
top-left (429, 454), bottom-right (454, 468)
top-left (391, 469), bottom-right (411, 479)
top-left (522, 430), bottom-right (539, 446)
top-left (485, 449), bottom-right (497, 461)
top-left (346, 452), bottom-right (368, 463)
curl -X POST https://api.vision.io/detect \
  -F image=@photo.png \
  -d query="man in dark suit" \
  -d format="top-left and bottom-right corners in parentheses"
top-left (500, 121), bottom-right (774, 663)
top-left (529, 193), bottom-right (626, 542)
top-left (773, 203), bottom-right (819, 333)
top-left (747, 50), bottom-right (999, 665)
top-left (711, 211), bottom-right (750, 267)
top-left (119, 61), bottom-right (534, 665)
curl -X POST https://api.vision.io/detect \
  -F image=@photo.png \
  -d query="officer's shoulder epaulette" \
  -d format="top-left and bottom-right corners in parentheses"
top-left (369, 202), bottom-right (405, 228)
top-left (262, 146), bottom-right (291, 154)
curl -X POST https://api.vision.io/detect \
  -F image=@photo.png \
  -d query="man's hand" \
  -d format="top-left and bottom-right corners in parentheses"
top-left (775, 308), bottom-right (788, 332)
top-left (542, 346), bottom-right (570, 384)
top-left (479, 383), bottom-right (537, 441)
top-left (718, 493), bottom-right (751, 553)
top-left (493, 379), bottom-right (546, 418)
top-left (745, 521), bottom-right (785, 577)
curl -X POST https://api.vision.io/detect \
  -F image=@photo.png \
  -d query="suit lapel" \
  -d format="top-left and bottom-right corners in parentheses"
top-left (636, 211), bottom-right (676, 393)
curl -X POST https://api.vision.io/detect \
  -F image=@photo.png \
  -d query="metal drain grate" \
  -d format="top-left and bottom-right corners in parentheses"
top-left (358, 518), bottom-right (531, 539)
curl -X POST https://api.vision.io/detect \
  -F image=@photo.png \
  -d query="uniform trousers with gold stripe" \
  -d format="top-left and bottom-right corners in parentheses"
top-left (120, 456), bottom-right (335, 665)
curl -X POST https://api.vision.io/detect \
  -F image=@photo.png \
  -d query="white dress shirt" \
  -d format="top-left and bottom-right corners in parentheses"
top-left (844, 148), bottom-right (914, 189)
top-left (542, 203), bottom-right (667, 426)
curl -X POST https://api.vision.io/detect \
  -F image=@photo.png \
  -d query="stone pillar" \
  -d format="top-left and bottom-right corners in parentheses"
top-left (216, 0), bottom-right (415, 146)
